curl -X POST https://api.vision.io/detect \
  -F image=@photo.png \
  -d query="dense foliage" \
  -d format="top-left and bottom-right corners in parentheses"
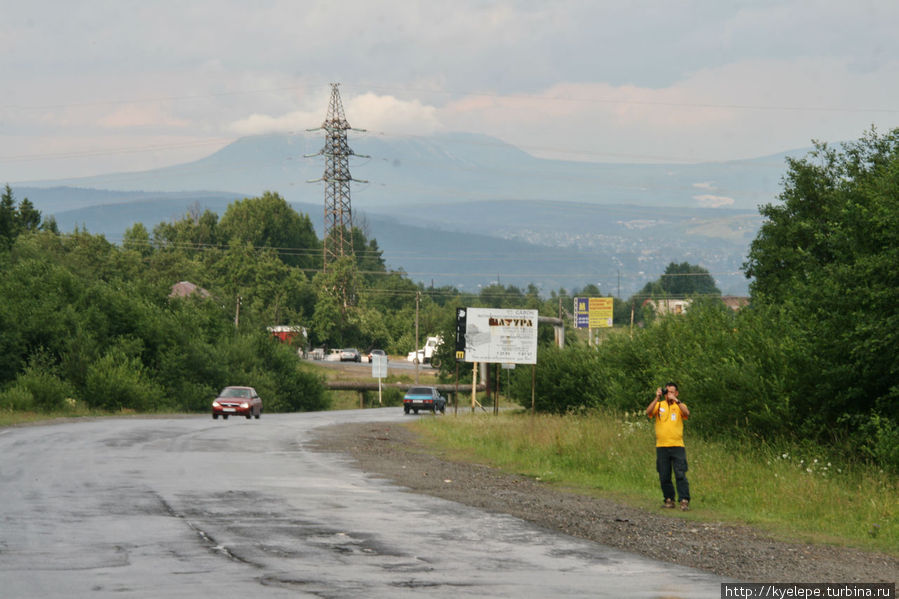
top-left (743, 130), bottom-right (899, 420)
top-left (0, 191), bottom-right (335, 414)
top-left (502, 129), bottom-right (899, 471)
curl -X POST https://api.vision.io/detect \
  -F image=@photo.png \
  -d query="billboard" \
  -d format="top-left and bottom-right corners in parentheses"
top-left (459, 307), bottom-right (538, 364)
top-left (574, 297), bottom-right (590, 328)
top-left (574, 297), bottom-right (614, 328)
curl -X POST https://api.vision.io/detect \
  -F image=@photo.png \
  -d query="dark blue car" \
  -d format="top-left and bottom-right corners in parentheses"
top-left (403, 386), bottom-right (446, 415)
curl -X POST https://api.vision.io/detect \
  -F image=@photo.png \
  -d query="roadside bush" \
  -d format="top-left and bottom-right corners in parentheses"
top-left (597, 301), bottom-right (797, 439)
top-left (0, 386), bottom-right (36, 412)
top-left (157, 342), bottom-right (228, 411)
top-left (378, 387), bottom-right (404, 407)
top-left (14, 365), bottom-right (74, 412)
top-left (83, 351), bottom-right (166, 412)
top-left (509, 344), bottom-right (606, 413)
top-left (251, 335), bottom-right (327, 412)
top-left (847, 413), bottom-right (899, 473)
top-left (171, 380), bottom-right (218, 413)
top-left (510, 301), bottom-right (801, 442)
top-left (211, 332), bottom-right (326, 413)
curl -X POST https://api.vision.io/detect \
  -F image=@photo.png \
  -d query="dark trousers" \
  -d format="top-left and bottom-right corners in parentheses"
top-left (656, 446), bottom-right (690, 501)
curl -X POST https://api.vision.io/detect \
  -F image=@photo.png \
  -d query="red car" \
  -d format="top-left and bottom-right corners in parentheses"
top-left (212, 386), bottom-right (262, 420)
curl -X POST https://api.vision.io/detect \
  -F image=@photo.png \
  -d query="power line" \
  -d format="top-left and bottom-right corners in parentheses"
top-left (5, 80), bottom-right (898, 116)
top-left (104, 236), bottom-right (746, 285)
top-left (0, 139), bottom-right (233, 163)
top-left (345, 82), bottom-right (899, 115)
top-left (109, 236), bottom-right (745, 276)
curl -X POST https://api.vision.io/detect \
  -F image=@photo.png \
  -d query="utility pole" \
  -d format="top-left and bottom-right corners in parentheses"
top-left (306, 83), bottom-right (368, 271)
top-left (414, 291), bottom-right (420, 384)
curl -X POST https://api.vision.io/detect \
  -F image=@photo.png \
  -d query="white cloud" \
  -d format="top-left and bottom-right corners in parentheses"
top-left (228, 111), bottom-right (320, 137)
top-left (345, 93), bottom-right (442, 136)
top-left (98, 105), bottom-right (190, 129)
top-left (694, 194), bottom-right (735, 208)
top-left (436, 55), bottom-right (899, 163)
top-left (228, 92), bottom-right (443, 137)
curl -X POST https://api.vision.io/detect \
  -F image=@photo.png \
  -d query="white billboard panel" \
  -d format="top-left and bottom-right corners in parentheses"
top-left (463, 308), bottom-right (538, 364)
top-left (371, 355), bottom-right (388, 379)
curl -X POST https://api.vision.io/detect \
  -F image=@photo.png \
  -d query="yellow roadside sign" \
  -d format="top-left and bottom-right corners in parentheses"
top-left (588, 297), bottom-right (614, 328)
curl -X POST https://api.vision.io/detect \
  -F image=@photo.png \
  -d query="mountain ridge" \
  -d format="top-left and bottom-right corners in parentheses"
top-left (15, 131), bottom-right (804, 212)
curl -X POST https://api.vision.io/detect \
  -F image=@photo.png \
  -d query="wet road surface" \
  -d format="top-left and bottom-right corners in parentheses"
top-left (0, 409), bottom-right (726, 598)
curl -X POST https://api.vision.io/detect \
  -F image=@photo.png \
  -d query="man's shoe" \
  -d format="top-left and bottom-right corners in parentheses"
top-left (663, 498), bottom-right (675, 509)
top-left (679, 499), bottom-right (690, 511)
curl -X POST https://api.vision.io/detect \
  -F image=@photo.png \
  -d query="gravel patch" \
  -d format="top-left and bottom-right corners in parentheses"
top-left (310, 420), bottom-right (898, 584)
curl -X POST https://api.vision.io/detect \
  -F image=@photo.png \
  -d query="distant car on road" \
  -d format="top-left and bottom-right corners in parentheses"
top-left (212, 386), bottom-right (262, 420)
top-left (340, 348), bottom-right (362, 362)
top-left (368, 349), bottom-right (388, 363)
top-left (403, 386), bottom-right (446, 415)
top-left (406, 335), bottom-right (442, 366)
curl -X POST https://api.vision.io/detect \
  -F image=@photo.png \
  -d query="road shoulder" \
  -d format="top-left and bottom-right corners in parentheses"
top-left (310, 420), bottom-right (898, 584)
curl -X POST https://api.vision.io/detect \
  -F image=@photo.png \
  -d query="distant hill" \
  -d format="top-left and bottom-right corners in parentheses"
top-left (22, 189), bottom-right (245, 228)
top-left (16, 131), bottom-right (804, 212)
top-left (22, 192), bottom-right (754, 297)
top-left (10, 132), bottom-right (797, 296)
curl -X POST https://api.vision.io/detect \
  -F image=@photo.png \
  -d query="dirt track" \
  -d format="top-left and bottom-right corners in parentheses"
top-left (311, 420), bottom-right (898, 584)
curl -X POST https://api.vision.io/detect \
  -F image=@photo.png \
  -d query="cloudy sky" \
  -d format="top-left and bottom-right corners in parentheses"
top-left (2, 0), bottom-right (898, 182)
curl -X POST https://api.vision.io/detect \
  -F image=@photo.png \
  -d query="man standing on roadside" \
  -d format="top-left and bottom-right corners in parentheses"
top-left (646, 382), bottom-right (691, 511)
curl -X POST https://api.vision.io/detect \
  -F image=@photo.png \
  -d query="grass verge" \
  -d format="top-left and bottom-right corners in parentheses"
top-left (0, 406), bottom-right (141, 427)
top-left (413, 411), bottom-right (898, 556)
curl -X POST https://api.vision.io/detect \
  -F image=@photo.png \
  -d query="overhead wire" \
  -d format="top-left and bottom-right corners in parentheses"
top-left (102, 234), bottom-right (745, 287)
top-left (6, 79), bottom-right (896, 115)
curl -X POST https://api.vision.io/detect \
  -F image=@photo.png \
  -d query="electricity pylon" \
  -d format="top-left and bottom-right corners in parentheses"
top-left (306, 83), bottom-right (367, 271)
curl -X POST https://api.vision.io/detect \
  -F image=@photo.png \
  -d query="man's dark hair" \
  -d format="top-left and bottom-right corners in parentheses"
top-left (665, 382), bottom-right (678, 391)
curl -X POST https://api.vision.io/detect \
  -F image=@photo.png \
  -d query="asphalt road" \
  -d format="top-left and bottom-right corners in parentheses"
top-left (0, 410), bottom-right (725, 598)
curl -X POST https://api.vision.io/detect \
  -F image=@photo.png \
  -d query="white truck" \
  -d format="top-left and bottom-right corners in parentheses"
top-left (407, 336), bottom-right (443, 366)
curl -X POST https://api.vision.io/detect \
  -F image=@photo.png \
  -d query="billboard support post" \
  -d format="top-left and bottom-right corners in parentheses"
top-left (471, 362), bottom-right (477, 413)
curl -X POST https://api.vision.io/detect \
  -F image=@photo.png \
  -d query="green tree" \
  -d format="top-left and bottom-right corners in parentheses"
top-left (1, 186), bottom-right (49, 249)
top-left (217, 192), bottom-right (319, 270)
top-left (206, 241), bottom-right (316, 331)
top-left (41, 215), bottom-right (59, 234)
top-left (309, 256), bottom-right (364, 345)
top-left (123, 222), bottom-right (153, 257)
top-left (17, 198), bottom-right (42, 233)
top-left (638, 262), bottom-right (720, 298)
top-left (152, 207), bottom-right (219, 251)
top-left (574, 283), bottom-right (602, 297)
top-left (1, 185), bottom-right (19, 249)
top-left (744, 127), bottom-right (899, 437)
top-left (366, 271), bottom-right (419, 313)
top-left (478, 283), bottom-right (525, 307)
top-left (350, 225), bottom-right (387, 278)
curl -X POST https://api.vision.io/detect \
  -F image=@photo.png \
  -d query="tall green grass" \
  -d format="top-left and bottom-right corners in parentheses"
top-left (414, 411), bottom-right (898, 555)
